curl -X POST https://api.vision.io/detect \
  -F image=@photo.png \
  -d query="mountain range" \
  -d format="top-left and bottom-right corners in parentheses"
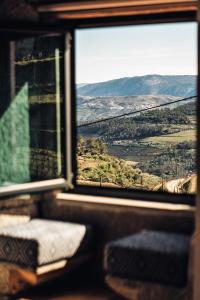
top-left (77, 75), bottom-right (196, 97)
top-left (77, 75), bottom-right (197, 124)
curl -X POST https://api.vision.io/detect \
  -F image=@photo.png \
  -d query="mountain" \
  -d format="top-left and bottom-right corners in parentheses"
top-left (77, 95), bottom-right (182, 124)
top-left (77, 75), bottom-right (196, 97)
top-left (77, 83), bottom-right (89, 88)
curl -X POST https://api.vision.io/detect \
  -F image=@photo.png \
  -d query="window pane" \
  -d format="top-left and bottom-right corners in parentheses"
top-left (76, 23), bottom-right (197, 195)
top-left (0, 34), bottom-right (64, 187)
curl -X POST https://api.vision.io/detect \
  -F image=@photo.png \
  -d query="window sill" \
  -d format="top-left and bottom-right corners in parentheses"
top-left (56, 193), bottom-right (195, 213)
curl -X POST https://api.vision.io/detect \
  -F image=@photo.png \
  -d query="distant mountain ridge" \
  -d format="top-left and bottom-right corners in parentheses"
top-left (77, 95), bottom-right (183, 124)
top-left (77, 75), bottom-right (196, 97)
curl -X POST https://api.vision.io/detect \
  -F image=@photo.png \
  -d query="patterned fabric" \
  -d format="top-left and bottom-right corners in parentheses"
top-left (0, 219), bottom-right (92, 269)
top-left (104, 231), bottom-right (191, 287)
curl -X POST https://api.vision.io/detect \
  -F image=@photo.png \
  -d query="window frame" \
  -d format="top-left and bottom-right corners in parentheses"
top-left (70, 14), bottom-right (198, 206)
top-left (0, 28), bottom-right (69, 198)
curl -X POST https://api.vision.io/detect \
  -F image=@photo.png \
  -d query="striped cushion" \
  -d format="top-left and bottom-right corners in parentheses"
top-left (0, 219), bottom-right (92, 269)
top-left (104, 231), bottom-right (190, 287)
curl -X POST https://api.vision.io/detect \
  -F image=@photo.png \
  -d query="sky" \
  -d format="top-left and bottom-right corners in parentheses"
top-left (76, 22), bottom-right (197, 84)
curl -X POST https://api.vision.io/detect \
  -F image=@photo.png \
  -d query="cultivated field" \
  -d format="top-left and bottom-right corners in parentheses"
top-left (142, 129), bottom-right (196, 144)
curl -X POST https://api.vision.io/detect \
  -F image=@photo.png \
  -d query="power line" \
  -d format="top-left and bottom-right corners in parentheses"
top-left (78, 95), bottom-right (197, 128)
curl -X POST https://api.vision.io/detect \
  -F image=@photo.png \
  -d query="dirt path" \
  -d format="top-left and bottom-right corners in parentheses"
top-left (164, 178), bottom-right (185, 193)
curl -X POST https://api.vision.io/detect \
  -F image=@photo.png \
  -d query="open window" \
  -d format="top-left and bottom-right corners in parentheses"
top-left (0, 32), bottom-right (69, 197)
top-left (74, 22), bottom-right (197, 204)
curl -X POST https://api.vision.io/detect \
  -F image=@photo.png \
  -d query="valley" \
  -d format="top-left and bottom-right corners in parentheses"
top-left (76, 75), bottom-right (197, 194)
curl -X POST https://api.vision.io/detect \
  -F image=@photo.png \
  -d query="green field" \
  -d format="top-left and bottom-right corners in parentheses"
top-left (142, 129), bottom-right (196, 144)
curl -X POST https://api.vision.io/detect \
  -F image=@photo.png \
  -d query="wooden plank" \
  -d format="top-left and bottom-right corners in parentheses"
top-left (0, 178), bottom-right (66, 198)
top-left (0, 254), bottom-right (92, 296)
top-left (106, 275), bottom-right (190, 300)
top-left (37, 0), bottom-right (197, 20)
top-left (38, 0), bottom-right (197, 13)
top-left (56, 193), bottom-right (195, 212)
top-left (55, 4), bottom-right (196, 20)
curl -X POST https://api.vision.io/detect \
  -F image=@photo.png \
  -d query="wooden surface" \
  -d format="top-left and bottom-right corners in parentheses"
top-left (106, 275), bottom-right (189, 300)
top-left (37, 0), bottom-right (197, 20)
top-left (18, 270), bottom-right (120, 300)
top-left (0, 255), bottom-right (92, 296)
top-left (38, 0), bottom-right (198, 13)
top-left (20, 288), bottom-right (119, 300)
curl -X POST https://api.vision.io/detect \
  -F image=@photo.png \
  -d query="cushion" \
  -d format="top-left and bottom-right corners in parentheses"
top-left (104, 231), bottom-right (191, 287)
top-left (0, 219), bottom-right (92, 269)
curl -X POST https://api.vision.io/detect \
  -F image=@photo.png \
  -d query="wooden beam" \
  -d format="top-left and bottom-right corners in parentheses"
top-left (56, 5), bottom-right (196, 20)
top-left (37, 0), bottom-right (197, 20)
top-left (38, 0), bottom-right (197, 13)
top-left (56, 193), bottom-right (195, 212)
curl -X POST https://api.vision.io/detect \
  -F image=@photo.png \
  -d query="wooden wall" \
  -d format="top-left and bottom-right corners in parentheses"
top-left (41, 195), bottom-right (195, 275)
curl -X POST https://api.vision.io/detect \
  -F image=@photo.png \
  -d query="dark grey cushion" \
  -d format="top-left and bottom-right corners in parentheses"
top-left (0, 219), bottom-right (92, 269)
top-left (104, 231), bottom-right (191, 287)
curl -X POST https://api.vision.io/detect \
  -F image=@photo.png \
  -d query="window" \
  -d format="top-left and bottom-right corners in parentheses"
top-left (0, 9), bottom-right (197, 202)
top-left (75, 22), bottom-right (197, 197)
top-left (0, 34), bottom-right (66, 195)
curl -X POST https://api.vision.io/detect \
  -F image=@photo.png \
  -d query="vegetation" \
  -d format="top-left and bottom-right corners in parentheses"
top-left (133, 107), bottom-right (191, 124)
top-left (77, 101), bottom-right (197, 194)
top-left (138, 146), bottom-right (196, 179)
top-left (79, 104), bottom-right (193, 142)
top-left (142, 130), bottom-right (196, 144)
top-left (77, 137), bottom-right (161, 190)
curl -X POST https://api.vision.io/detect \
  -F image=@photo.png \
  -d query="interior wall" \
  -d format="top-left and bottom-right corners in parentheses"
top-left (0, 194), bottom-right (39, 216)
top-left (0, 0), bottom-right (38, 22)
top-left (41, 196), bottom-right (195, 275)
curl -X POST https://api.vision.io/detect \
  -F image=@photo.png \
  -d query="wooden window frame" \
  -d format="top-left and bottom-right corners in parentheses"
top-left (67, 18), bottom-right (197, 205)
top-left (0, 30), bottom-right (70, 198)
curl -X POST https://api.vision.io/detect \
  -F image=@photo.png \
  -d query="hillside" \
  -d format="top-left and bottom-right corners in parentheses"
top-left (79, 103), bottom-right (195, 141)
top-left (77, 136), bottom-right (196, 193)
top-left (77, 94), bottom-right (181, 124)
top-left (77, 75), bottom-right (197, 195)
top-left (77, 137), bottom-right (161, 190)
top-left (77, 75), bottom-right (196, 97)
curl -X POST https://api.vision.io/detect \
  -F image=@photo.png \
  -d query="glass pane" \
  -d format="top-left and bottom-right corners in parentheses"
top-left (76, 22), bottom-right (197, 195)
top-left (0, 34), bottom-right (64, 187)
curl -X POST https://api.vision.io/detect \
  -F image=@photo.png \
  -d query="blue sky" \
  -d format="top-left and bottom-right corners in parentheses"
top-left (76, 22), bottom-right (197, 84)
